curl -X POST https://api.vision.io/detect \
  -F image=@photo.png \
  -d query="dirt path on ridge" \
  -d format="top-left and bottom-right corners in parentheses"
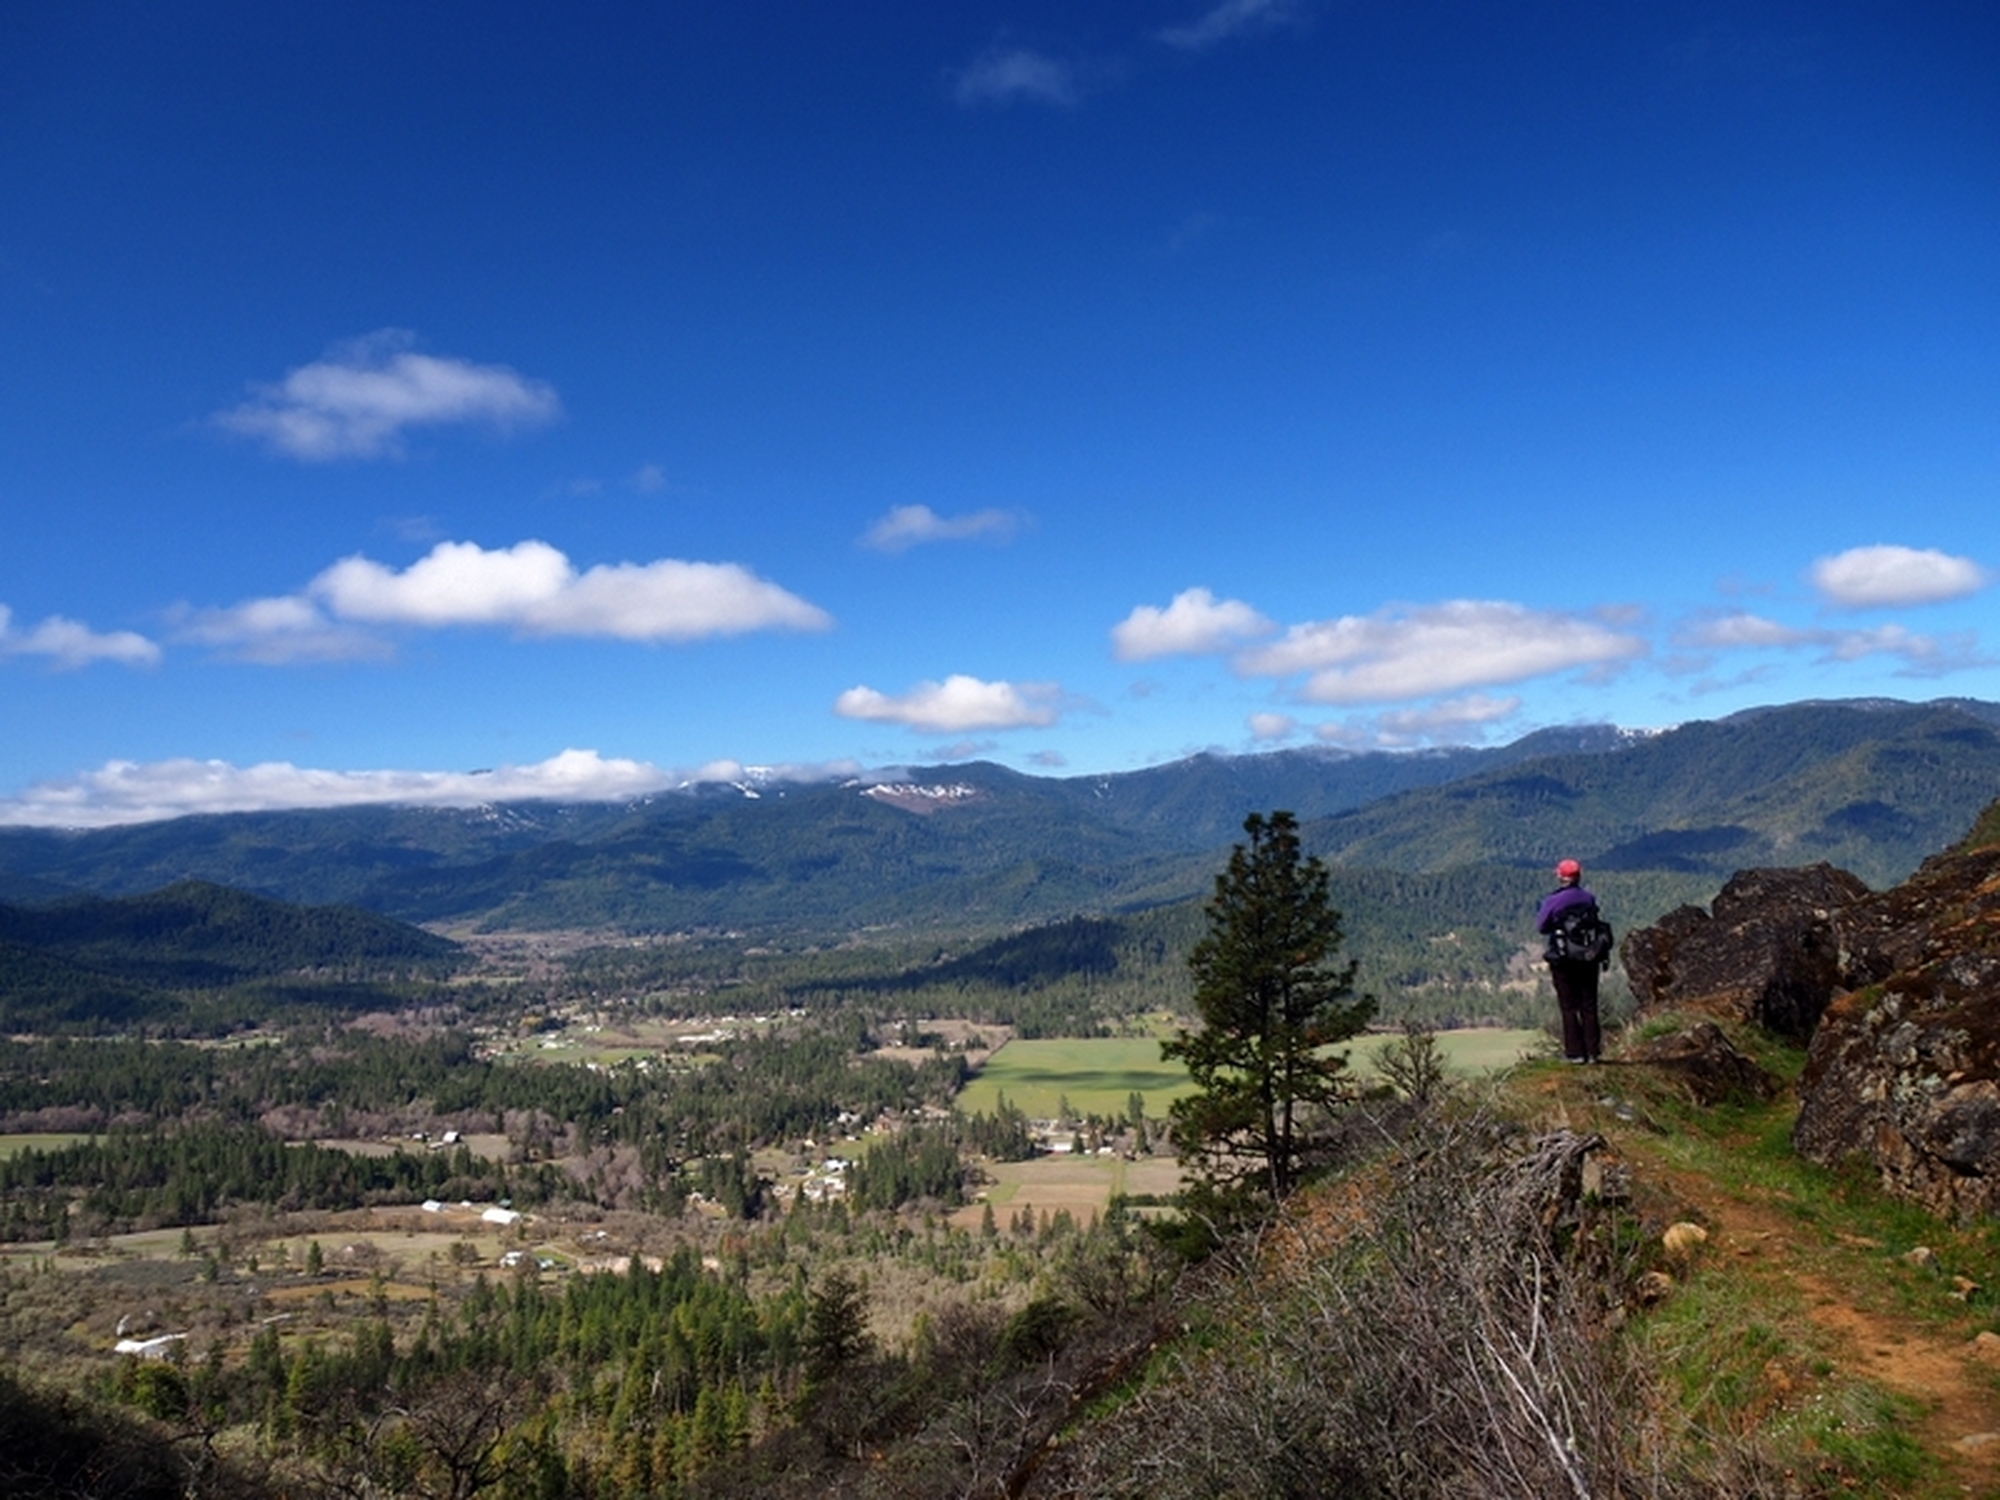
top-left (1641, 1151), bottom-right (2000, 1493)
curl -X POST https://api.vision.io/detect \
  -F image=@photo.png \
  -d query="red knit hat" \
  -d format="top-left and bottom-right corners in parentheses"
top-left (1555, 858), bottom-right (1582, 880)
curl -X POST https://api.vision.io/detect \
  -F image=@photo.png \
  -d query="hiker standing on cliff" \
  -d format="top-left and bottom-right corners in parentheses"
top-left (1537, 858), bottom-right (1611, 1064)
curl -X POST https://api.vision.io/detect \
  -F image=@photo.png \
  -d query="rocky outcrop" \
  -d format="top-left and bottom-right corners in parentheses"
top-left (1792, 984), bottom-right (2000, 1219)
top-left (1624, 1021), bottom-right (1779, 1105)
top-left (1792, 841), bottom-right (2000, 1219)
top-left (1621, 814), bottom-right (2000, 1220)
top-left (1620, 864), bottom-right (1869, 1039)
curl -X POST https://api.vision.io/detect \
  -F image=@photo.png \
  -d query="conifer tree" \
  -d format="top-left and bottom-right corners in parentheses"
top-left (1164, 810), bottom-right (1375, 1204)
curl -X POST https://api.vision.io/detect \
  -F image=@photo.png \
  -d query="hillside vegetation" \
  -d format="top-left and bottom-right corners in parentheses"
top-left (0, 880), bottom-right (463, 1031)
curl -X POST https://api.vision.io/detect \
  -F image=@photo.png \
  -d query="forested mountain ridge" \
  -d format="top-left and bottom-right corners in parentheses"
top-left (0, 880), bottom-right (462, 1030)
top-left (1303, 699), bottom-right (2000, 889)
top-left (0, 698), bottom-right (1995, 938)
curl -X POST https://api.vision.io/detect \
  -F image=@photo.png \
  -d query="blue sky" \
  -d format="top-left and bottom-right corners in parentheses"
top-left (3, 1), bottom-right (1997, 826)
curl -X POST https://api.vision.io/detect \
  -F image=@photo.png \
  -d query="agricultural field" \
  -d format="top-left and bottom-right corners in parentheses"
top-left (956, 1037), bottom-right (1195, 1120)
top-left (1349, 1026), bottom-right (1547, 1075)
top-left (955, 1027), bottom-right (1547, 1120)
top-left (950, 1153), bottom-right (1185, 1232)
top-left (0, 1133), bottom-right (91, 1159)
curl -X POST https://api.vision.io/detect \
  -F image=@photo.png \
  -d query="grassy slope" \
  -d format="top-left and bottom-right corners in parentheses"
top-left (1448, 1026), bottom-right (2000, 1492)
top-left (1035, 1019), bottom-right (2000, 1496)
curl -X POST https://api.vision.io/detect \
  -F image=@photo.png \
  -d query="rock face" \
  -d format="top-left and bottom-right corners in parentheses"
top-left (1622, 813), bottom-right (2000, 1220)
top-left (1620, 864), bottom-right (1870, 1039)
top-left (1793, 841), bottom-right (2000, 1219)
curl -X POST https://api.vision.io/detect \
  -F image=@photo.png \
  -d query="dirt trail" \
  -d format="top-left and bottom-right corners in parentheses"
top-left (1652, 1158), bottom-right (2000, 1493)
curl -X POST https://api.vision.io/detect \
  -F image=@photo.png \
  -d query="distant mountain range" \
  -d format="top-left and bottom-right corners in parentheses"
top-left (2, 699), bottom-right (1997, 945)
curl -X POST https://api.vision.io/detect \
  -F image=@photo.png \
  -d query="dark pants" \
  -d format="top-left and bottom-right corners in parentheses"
top-left (1549, 959), bottom-right (1602, 1061)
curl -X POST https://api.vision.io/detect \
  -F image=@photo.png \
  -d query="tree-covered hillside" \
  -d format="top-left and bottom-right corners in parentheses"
top-left (1305, 700), bottom-right (2000, 889)
top-left (0, 880), bottom-right (463, 1031)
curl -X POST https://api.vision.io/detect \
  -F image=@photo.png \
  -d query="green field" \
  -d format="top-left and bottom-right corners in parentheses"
top-left (956, 1038), bottom-right (1195, 1120)
top-left (0, 1133), bottom-right (92, 1159)
top-left (956, 1029), bottom-right (1546, 1120)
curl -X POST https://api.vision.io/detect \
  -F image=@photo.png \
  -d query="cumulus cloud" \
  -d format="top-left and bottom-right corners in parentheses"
top-left (171, 596), bottom-right (392, 665)
top-left (1247, 712), bottom-right (1299, 742)
top-left (1159, 0), bottom-right (1302, 50)
top-left (1819, 624), bottom-right (1983, 674)
top-left (213, 330), bottom-right (560, 461)
top-left (1372, 694), bottom-right (1523, 742)
top-left (861, 504), bottom-right (1023, 553)
top-left (316, 541), bottom-right (830, 639)
top-left (1306, 694), bottom-right (1522, 749)
top-left (0, 604), bottom-right (160, 668)
top-left (1234, 600), bottom-right (1644, 704)
top-left (1677, 611), bottom-right (1808, 650)
top-left (0, 751), bottom-right (869, 830)
top-left (187, 540), bottom-right (831, 657)
top-left (1675, 610), bottom-right (1987, 677)
top-left (1808, 545), bottom-right (1988, 609)
top-left (1112, 587), bottom-right (1276, 661)
top-left (953, 46), bottom-right (1080, 107)
top-left (833, 674), bottom-right (1064, 733)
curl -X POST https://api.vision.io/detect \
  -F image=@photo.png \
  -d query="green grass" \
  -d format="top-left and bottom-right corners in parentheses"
top-left (1550, 1019), bottom-right (2000, 1496)
top-left (0, 1132), bottom-right (92, 1158)
top-left (957, 1038), bottom-right (1197, 1119)
top-left (1348, 1027), bottom-right (1546, 1076)
top-left (955, 1028), bottom-right (1546, 1119)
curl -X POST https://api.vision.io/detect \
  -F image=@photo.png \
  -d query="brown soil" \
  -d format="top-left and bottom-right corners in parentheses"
top-left (1612, 1117), bottom-right (2000, 1494)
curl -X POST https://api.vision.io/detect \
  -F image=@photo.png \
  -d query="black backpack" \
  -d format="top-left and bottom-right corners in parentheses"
top-left (1549, 904), bottom-right (1614, 966)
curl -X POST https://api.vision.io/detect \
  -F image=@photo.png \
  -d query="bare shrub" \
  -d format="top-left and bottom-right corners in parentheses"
top-left (1372, 1020), bottom-right (1451, 1109)
top-left (1039, 1112), bottom-right (1797, 1499)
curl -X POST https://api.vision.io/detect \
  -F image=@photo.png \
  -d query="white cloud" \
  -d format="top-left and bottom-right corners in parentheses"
top-left (1111, 587), bottom-right (1276, 661)
top-left (1808, 545), bottom-right (1988, 609)
top-left (1246, 712), bottom-right (1299, 742)
top-left (932, 739), bottom-right (1001, 761)
top-left (315, 541), bottom-right (577, 627)
top-left (0, 750), bottom-right (672, 829)
top-left (833, 674), bottom-right (1064, 733)
top-left (861, 504), bottom-right (1022, 553)
top-left (1373, 694), bottom-right (1523, 742)
top-left (1159, 0), bottom-right (1302, 51)
top-left (0, 603), bottom-right (160, 668)
top-left (953, 47), bottom-right (1080, 108)
top-left (1304, 694), bottom-right (1523, 749)
top-left (0, 751), bottom-right (871, 830)
top-left (1677, 611), bottom-right (1808, 650)
top-left (213, 330), bottom-right (561, 461)
top-left (191, 540), bottom-right (831, 657)
top-left (1819, 623), bottom-right (1983, 674)
top-left (171, 596), bottom-right (393, 665)
top-left (1234, 600), bottom-right (1644, 704)
top-left (1675, 609), bottom-right (1987, 678)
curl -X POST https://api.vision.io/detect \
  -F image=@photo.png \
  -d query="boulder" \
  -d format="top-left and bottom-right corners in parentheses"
top-left (1624, 1021), bottom-right (1779, 1105)
top-left (1619, 810), bottom-right (2000, 1220)
top-left (1621, 864), bottom-right (1870, 1039)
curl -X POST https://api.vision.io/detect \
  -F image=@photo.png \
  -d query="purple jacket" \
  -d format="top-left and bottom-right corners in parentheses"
top-left (1536, 884), bottom-right (1597, 934)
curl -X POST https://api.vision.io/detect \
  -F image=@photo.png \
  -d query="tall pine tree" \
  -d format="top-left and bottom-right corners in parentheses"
top-left (1164, 810), bottom-right (1375, 1204)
